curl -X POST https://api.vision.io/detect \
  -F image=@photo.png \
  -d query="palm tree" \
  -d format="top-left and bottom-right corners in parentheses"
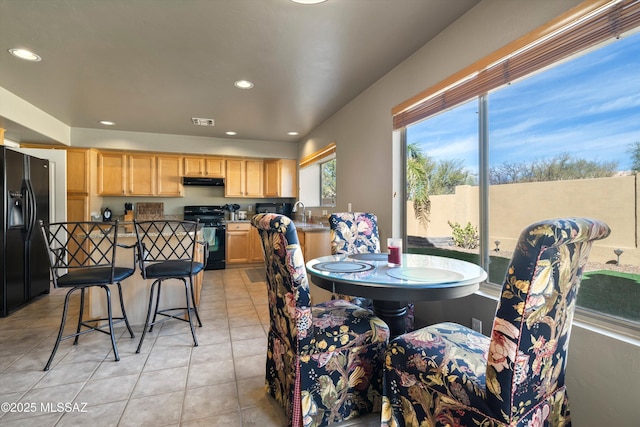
top-left (407, 143), bottom-right (434, 229)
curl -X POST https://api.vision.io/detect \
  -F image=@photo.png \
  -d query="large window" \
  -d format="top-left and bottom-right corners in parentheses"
top-left (402, 1), bottom-right (640, 327)
top-left (299, 142), bottom-right (336, 207)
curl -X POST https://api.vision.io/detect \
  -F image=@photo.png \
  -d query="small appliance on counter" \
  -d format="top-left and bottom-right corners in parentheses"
top-left (102, 207), bottom-right (112, 222)
top-left (255, 202), bottom-right (293, 219)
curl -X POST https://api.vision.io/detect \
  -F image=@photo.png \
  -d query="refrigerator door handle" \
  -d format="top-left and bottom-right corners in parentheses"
top-left (24, 180), bottom-right (37, 241)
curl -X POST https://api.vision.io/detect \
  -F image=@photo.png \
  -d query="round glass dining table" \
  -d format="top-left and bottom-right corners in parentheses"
top-left (306, 253), bottom-right (487, 337)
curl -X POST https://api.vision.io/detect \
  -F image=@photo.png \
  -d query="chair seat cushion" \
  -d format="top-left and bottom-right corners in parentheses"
top-left (143, 259), bottom-right (204, 279)
top-left (299, 299), bottom-right (389, 355)
top-left (57, 266), bottom-right (135, 287)
top-left (386, 322), bottom-right (493, 415)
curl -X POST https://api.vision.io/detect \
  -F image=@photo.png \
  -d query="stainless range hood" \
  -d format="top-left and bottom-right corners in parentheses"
top-left (182, 177), bottom-right (224, 186)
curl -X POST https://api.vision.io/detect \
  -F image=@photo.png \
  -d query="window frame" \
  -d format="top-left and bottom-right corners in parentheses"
top-left (299, 142), bottom-right (337, 208)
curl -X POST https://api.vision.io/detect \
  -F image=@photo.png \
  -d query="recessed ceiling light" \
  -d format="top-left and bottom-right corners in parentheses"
top-left (99, 120), bottom-right (115, 126)
top-left (8, 48), bottom-right (41, 62)
top-left (234, 80), bottom-right (254, 89)
top-left (291, 0), bottom-right (328, 4)
top-left (226, 131), bottom-right (237, 136)
top-left (287, 132), bottom-right (299, 136)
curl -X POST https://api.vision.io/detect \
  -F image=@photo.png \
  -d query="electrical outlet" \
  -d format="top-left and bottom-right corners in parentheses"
top-left (472, 318), bottom-right (482, 334)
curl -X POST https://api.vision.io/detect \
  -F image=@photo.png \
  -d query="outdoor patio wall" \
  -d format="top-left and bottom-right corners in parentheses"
top-left (407, 174), bottom-right (639, 264)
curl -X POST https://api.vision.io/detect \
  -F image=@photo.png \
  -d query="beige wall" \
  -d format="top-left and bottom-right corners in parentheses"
top-left (407, 174), bottom-right (640, 264)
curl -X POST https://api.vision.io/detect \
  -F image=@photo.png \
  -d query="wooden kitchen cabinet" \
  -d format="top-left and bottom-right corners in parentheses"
top-left (98, 152), bottom-right (127, 195)
top-left (225, 159), bottom-right (264, 197)
top-left (67, 194), bottom-right (90, 222)
top-left (297, 228), bottom-right (332, 304)
top-left (184, 157), bottom-right (205, 176)
top-left (66, 148), bottom-right (93, 221)
top-left (226, 222), bottom-right (252, 264)
top-left (205, 158), bottom-right (225, 177)
top-left (66, 149), bottom-right (90, 194)
top-left (184, 157), bottom-right (225, 177)
top-left (264, 159), bottom-right (297, 198)
top-left (128, 154), bottom-right (156, 196)
top-left (98, 152), bottom-right (183, 197)
top-left (250, 226), bottom-right (264, 262)
top-left (157, 155), bottom-right (184, 196)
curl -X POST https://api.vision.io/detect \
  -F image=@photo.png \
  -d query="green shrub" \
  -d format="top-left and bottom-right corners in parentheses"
top-left (448, 221), bottom-right (479, 249)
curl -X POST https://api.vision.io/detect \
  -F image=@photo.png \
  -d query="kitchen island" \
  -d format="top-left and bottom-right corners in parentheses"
top-left (87, 224), bottom-right (204, 326)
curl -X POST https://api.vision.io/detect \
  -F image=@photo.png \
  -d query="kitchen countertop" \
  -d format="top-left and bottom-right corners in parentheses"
top-left (227, 219), bottom-right (329, 232)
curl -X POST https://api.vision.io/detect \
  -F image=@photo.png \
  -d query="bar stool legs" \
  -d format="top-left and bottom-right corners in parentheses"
top-left (44, 284), bottom-right (134, 371)
top-left (136, 277), bottom-right (200, 354)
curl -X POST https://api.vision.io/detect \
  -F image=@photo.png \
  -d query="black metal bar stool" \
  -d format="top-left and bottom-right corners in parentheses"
top-left (133, 220), bottom-right (207, 353)
top-left (39, 220), bottom-right (136, 371)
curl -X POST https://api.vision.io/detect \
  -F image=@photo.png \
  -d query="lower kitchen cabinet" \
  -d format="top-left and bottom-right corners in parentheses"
top-left (226, 222), bottom-right (252, 264)
top-left (250, 226), bottom-right (264, 262)
top-left (297, 228), bottom-right (332, 304)
top-left (226, 222), bottom-right (269, 264)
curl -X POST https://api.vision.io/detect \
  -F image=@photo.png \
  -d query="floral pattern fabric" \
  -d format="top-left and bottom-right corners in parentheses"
top-left (252, 213), bottom-right (390, 427)
top-left (329, 212), bottom-right (381, 255)
top-left (381, 218), bottom-right (610, 427)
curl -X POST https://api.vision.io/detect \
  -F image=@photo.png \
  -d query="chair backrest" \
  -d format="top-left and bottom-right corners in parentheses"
top-left (251, 213), bottom-right (311, 345)
top-left (329, 212), bottom-right (380, 255)
top-left (134, 220), bottom-right (200, 276)
top-left (39, 220), bottom-right (121, 286)
top-left (486, 217), bottom-right (610, 424)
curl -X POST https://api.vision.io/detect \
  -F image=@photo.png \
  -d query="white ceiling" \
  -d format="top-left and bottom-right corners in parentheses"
top-left (0, 0), bottom-right (479, 145)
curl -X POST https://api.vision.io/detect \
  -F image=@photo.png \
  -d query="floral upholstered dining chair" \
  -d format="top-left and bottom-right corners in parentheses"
top-left (251, 213), bottom-right (390, 427)
top-left (329, 212), bottom-right (380, 255)
top-left (329, 212), bottom-right (414, 331)
top-left (381, 217), bottom-right (610, 427)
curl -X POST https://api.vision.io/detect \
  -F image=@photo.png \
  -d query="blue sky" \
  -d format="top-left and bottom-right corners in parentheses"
top-left (407, 30), bottom-right (640, 175)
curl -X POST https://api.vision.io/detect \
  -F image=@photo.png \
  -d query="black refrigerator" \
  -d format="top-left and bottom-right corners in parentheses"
top-left (1, 147), bottom-right (50, 317)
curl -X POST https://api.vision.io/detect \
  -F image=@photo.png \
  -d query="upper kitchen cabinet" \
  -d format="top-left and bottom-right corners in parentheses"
top-left (128, 153), bottom-right (156, 196)
top-left (184, 157), bottom-right (225, 178)
top-left (66, 148), bottom-right (95, 221)
top-left (225, 159), bottom-right (263, 198)
top-left (98, 152), bottom-right (127, 195)
top-left (264, 159), bottom-right (297, 198)
top-left (98, 152), bottom-right (183, 197)
top-left (157, 155), bottom-right (184, 197)
top-left (66, 148), bottom-right (90, 194)
top-left (205, 158), bottom-right (225, 177)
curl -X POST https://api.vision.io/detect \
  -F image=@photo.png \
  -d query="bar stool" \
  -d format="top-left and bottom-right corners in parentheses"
top-left (39, 220), bottom-right (136, 371)
top-left (133, 220), bottom-right (207, 353)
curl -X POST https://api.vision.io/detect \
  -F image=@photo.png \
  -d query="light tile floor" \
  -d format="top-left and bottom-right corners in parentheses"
top-left (0, 267), bottom-right (381, 427)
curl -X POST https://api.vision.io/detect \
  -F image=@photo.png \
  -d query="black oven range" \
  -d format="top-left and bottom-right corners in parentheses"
top-left (183, 205), bottom-right (226, 270)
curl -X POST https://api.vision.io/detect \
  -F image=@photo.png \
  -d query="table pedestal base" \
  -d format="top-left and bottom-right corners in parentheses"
top-left (372, 300), bottom-right (408, 338)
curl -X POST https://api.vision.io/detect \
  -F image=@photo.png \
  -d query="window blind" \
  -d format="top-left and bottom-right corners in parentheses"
top-left (393, 0), bottom-right (640, 130)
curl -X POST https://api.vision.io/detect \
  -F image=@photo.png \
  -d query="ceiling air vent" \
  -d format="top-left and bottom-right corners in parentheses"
top-left (192, 117), bottom-right (215, 126)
